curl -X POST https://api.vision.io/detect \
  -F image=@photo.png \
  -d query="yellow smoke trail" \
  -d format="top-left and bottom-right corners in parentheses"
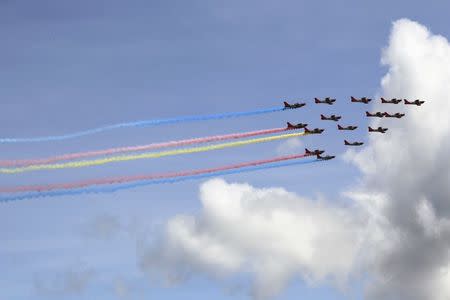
top-left (1, 132), bottom-right (307, 174)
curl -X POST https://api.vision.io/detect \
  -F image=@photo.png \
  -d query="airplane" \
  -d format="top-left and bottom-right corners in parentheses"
top-left (337, 124), bottom-right (358, 130)
top-left (284, 101), bottom-right (306, 109)
top-left (351, 96), bottom-right (371, 104)
top-left (381, 97), bottom-right (402, 104)
top-left (344, 140), bottom-right (364, 146)
top-left (304, 127), bottom-right (325, 134)
top-left (320, 114), bottom-right (341, 121)
top-left (317, 154), bottom-right (335, 160)
top-left (315, 97), bottom-right (336, 105)
top-left (404, 99), bottom-right (425, 106)
top-left (366, 111), bottom-right (385, 118)
top-left (383, 112), bottom-right (405, 118)
top-left (305, 148), bottom-right (325, 155)
top-left (368, 126), bottom-right (388, 133)
top-left (286, 122), bottom-right (308, 129)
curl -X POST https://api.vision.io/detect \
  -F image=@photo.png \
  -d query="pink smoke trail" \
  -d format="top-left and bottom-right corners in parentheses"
top-left (0, 153), bottom-right (312, 193)
top-left (0, 127), bottom-right (293, 167)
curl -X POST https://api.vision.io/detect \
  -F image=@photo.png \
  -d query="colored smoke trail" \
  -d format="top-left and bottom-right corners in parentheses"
top-left (0, 106), bottom-right (285, 143)
top-left (0, 132), bottom-right (307, 174)
top-left (0, 153), bottom-right (311, 192)
top-left (0, 127), bottom-right (293, 167)
top-left (0, 156), bottom-right (320, 202)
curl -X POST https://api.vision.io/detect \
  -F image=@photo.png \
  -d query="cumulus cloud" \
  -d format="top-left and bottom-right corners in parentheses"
top-left (347, 19), bottom-right (450, 300)
top-left (139, 178), bottom-right (363, 299)
top-left (276, 137), bottom-right (304, 155)
top-left (138, 19), bottom-right (450, 300)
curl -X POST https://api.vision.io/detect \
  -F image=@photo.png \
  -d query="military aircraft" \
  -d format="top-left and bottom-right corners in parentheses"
top-left (368, 126), bottom-right (388, 133)
top-left (315, 97), bottom-right (336, 105)
top-left (351, 96), bottom-right (371, 103)
top-left (383, 112), bottom-right (405, 118)
top-left (366, 111), bottom-right (385, 118)
top-left (317, 154), bottom-right (335, 160)
top-left (284, 101), bottom-right (306, 109)
top-left (344, 140), bottom-right (364, 146)
top-left (381, 97), bottom-right (402, 104)
top-left (337, 124), bottom-right (358, 130)
top-left (305, 148), bottom-right (325, 155)
top-left (304, 127), bottom-right (325, 134)
top-left (404, 99), bottom-right (425, 106)
top-left (320, 114), bottom-right (341, 121)
top-left (286, 122), bottom-right (308, 129)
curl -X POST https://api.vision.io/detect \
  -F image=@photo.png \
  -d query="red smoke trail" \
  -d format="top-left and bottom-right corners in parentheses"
top-left (0, 127), bottom-right (292, 167)
top-left (0, 153), bottom-right (312, 193)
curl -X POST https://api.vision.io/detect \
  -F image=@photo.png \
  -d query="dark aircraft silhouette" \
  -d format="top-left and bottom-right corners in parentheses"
top-left (321, 114), bottom-right (341, 121)
top-left (337, 124), bottom-right (358, 130)
top-left (404, 99), bottom-right (425, 106)
top-left (304, 127), bottom-right (325, 134)
top-left (305, 148), bottom-right (325, 155)
top-left (315, 97), bottom-right (336, 105)
top-left (366, 111), bottom-right (385, 118)
top-left (317, 154), bottom-right (335, 160)
top-left (368, 126), bottom-right (388, 133)
top-left (286, 122), bottom-right (308, 129)
top-left (383, 112), bottom-right (405, 118)
top-left (381, 97), bottom-right (402, 104)
top-left (284, 101), bottom-right (306, 109)
top-left (344, 140), bottom-right (364, 146)
top-left (351, 96), bottom-right (371, 104)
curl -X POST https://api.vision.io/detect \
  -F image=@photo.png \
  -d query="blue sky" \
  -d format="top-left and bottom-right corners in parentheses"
top-left (1, 1), bottom-right (450, 299)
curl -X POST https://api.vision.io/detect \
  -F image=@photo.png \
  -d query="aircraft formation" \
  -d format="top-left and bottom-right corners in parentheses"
top-left (0, 97), bottom-right (424, 202)
top-left (284, 96), bottom-right (424, 154)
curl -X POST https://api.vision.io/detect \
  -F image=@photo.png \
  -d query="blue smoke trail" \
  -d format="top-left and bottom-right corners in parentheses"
top-left (0, 106), bottom-right (285, 143)
top-left (0, 158), bottom-right (321, 202)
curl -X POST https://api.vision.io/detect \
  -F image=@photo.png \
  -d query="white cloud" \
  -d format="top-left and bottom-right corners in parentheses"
top-left (276, 137), bottom-right (304, 155)
top-left (139, 178), bottom-right (363, 299)
top-left (346, 19), bottom-right (450, 300)
top-left (138, 19), bottom-right (450, 300)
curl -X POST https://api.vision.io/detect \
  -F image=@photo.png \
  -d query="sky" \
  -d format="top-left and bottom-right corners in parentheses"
top-left (1, 1), bottom-right (450, 299)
